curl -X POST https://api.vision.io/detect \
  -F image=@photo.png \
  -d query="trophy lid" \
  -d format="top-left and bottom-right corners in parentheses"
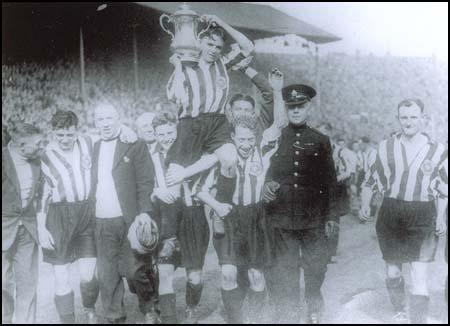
top-left (173, 3), bottom-right (199, 17)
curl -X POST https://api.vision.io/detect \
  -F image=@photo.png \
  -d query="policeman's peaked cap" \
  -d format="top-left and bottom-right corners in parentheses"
top-left (282, 84), bottom-right (317, 106)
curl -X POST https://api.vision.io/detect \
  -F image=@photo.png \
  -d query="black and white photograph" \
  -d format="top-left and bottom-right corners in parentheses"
top-left (2, 2), bottom-right (448, 324)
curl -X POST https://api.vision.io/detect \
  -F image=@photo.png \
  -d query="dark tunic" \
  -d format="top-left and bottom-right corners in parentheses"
top-left (265, 123), bottom-right (337, 230)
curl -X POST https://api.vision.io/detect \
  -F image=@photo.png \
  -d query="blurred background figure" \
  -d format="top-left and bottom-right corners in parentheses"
top-left (136, 112), bottom-right (156, 151)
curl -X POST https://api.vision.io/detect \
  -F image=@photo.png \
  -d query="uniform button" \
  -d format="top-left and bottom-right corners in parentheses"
top-left (295, 141), bottom-right (300, 145)
top-left (294, 172), bottom-right (298, 176)
top-left (294, 161), bottom-right (299, 166)
top-left (294, 184), bottom-right (298, 188)
top-left (296, 133), bottom-right (300, 137)
top-left (295, 151), bottom-right (299, 155)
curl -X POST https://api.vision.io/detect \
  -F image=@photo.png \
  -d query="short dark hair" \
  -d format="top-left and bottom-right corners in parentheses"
top-left (361, 136), bottom-right (370, 143)
top-left (152, 112), bottom-right (177, 129)
top-left (229, 94), bottom-right (256, 109)
top-left (51, 110), bottom-right (79, 130)
top-left (397, 98), bottom-right (424, 113)
top-left (200, 25), bottom-right (226, 42)
top-left (230, 114), bottom-right (258, 134)
top-left (8, 122), bottom-right (41, 141)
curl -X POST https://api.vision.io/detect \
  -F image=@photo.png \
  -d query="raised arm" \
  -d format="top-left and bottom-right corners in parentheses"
top-left (268, 68), bottom-right (288, 130)
top-left (203, 15), bottom-right (254, 55)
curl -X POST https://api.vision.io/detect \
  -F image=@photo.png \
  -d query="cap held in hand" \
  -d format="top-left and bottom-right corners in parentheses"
top-left (128, 218), bottom-right (159, 254)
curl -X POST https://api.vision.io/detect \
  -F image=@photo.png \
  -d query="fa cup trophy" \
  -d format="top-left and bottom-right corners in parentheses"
top-left (160, 3), bottom-right (212, 63)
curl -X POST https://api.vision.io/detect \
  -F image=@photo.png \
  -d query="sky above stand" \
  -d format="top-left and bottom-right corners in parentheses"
top-left (250, 2), bottom-right (448, 61)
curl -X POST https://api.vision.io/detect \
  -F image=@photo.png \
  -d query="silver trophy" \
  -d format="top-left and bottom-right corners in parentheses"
top-left (160, 3), bottom-right (212, 63)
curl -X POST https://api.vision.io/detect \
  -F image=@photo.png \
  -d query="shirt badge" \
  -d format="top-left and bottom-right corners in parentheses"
top-left (216, 76), bottom-right (227, 90)
top-left (421, 159), bottom-right (434, 175)
top-left (81, 155), bottom-right (92, 170)
top-left (123, 156), bottom-right (130, 163)
top-left (249, 161), bottom-right (263, 176)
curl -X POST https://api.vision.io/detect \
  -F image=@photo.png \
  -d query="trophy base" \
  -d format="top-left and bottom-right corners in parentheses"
top-left (173, 47), bottom-right (201, 63)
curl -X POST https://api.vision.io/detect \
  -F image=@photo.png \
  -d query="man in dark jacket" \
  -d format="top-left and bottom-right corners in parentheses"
top-left (262, 85), bottom-right (338, 324)
top-left (90, 102), bottom-right (157, 323)
top-left (2, 122), bottom-right (44, 324)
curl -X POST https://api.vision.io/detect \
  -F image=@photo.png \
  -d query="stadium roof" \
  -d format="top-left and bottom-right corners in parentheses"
top-left (134, 2), bottom-right (341, 44)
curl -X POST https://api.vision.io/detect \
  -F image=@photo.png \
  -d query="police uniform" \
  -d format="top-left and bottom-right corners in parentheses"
top-left (264, 85), bottom-right (337, 323)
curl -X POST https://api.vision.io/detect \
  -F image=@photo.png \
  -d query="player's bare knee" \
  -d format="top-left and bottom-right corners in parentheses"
top-left (158, 264), bottom-right (175, 294)
top-left (248, 268), bottom-right (265, 292)
top-left (187, 270), bottom-right (202, 285)
top-left (53, 265), bottom-right (72, 295)
top-left (221, 264), bottom-right (238, 290)
top-left (386, 263), bottom-right (402, 279)
top-left (78, 258), bottom-right (97, 282)
top-left (410, 262), bottom-right (429, 295)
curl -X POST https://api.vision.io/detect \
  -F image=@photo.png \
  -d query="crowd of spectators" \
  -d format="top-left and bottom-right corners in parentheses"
top-left (2, 51), bottom-right (448, 146)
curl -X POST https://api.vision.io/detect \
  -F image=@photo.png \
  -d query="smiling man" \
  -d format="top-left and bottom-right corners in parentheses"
top-left (194, 70), bottom-right (285, 324)
top-left (90, 102), bottom-right (156, 323)
top-left (165, 15), bottom-right (255, 221)
top-left (136, 112), bottom-right (156, 151)
top-left (147, 112), bottom-right (214, 323)
top-left (195, 115), bottom-right (278, 324)
top-left (361, 98), bottom-right (448, 324)
top-left (37, 110), bottom-right (99, 324)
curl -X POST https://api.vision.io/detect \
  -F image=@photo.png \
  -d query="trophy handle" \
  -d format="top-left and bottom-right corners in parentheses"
top-left (160, 14), bottom-right (175, 40)
top-left (197, 18), bottom-right (214, 39)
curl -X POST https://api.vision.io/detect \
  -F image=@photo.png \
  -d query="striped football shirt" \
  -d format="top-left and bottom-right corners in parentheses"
top-left (197, 143), bottom-right (278, 206)
top-left (167, 46), bottom-right (249, 119)
top-left (365, 134), bottom-right (448, 202)
top-left (39, 136), bottom-right (93, 213)
top-left (149, 143), bottom-right (205, 207)
top-left (332, 144), bottom-right (356, 179)
top-left (358, 148), bottom-right (377, 174)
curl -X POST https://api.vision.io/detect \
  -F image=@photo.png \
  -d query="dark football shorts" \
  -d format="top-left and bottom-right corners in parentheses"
top-left (177, 205), bottom-right (210, 270)
top-left (155, 200), bottom-right (210, 270)
top-left (376, 197), bottom-right (438, 264)
top-left (213, 203), bottom-right (273, 269)
top-left (42, 200), bottom-right (96, 265)
top-left (166, 113), bottom-right (232, 167)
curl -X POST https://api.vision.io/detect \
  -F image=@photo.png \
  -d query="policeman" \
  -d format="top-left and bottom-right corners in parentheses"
top-left (263, 84), bottom-right (338, 324)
